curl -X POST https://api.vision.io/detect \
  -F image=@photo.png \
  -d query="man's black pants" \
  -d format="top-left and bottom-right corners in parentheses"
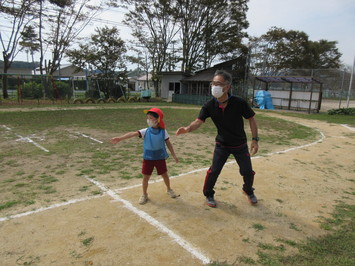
top-left (203, 143), bottom-right (255, 197)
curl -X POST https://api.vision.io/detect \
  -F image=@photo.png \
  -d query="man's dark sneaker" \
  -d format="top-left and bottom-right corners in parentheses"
top-left (206, 196), bottom-right (217, 208)
top-left (243, 190), bottom-right (258, 205)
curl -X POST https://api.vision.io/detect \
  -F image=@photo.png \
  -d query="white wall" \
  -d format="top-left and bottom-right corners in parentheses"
top-left (255, 90), bottom-right (321, 110)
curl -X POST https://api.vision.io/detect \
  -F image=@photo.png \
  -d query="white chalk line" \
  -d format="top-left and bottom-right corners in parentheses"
top-left (341, 124), bottom-right (355, 131)
top-left (0, 195), bottom-right (103, 222)
top-left (74, 131), bottom-right (103, 143)
top-left (85, 176), bottom-right (210, 264)
top-left (1, 125), bottom-right (49, 152)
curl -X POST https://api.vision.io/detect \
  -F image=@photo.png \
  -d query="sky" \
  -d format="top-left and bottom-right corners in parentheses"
top-left (2, 0), bottom-right (355, 68)
top-left (246, 0), bottom-right (355, 67)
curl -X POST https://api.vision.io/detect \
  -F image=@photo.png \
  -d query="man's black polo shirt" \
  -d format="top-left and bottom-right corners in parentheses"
top-left (198, 95), bottom-right (255, 146)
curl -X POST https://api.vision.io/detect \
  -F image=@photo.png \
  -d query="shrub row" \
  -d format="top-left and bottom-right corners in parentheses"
top-left (328, 108), bottom-right (355, 115)
top-left (73, 96), bottom-right (141, 104)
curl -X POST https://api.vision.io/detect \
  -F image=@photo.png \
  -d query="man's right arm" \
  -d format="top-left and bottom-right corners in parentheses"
top-left (176, 119), bottom-right (204, 135)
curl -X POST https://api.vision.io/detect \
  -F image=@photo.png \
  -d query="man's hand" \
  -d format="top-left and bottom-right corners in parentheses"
top-left (250, 141), bottom-right (259, 156)
top-left (176, 127), bottom-right (189, 136)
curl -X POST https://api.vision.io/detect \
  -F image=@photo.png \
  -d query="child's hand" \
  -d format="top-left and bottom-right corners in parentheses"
top-left (173, 155), bottom-right (179, 163)
top-left (110, 137), bottom-right (121, 144)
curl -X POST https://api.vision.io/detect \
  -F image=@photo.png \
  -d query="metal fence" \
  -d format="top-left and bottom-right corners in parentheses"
top-left (0, 73), bottom-right (128, 103)
top-left (246, 68), bottom-right (354, 100)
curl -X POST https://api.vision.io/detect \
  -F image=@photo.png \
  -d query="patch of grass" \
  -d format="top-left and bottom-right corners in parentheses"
top-left (0, 200), bottom-right (19, 210)
top-left (15, 171), bottom-right (25, 176)
top-left (289, 223), bottom-right (302, 232)
top-left (278, 110), bottom-right (355, 126)
top-left (2, 178), bottom-right (16, 183)
top-left (238, 256), bottom-right (256, 265)
top-left (208, 261), bottom-right (230, 266)
top-left (39, 175), bottom-right (58, 184)
top-left (252, 202), bottom-right (355, 265)
top-left (14, 183), bottom-right (27, 188)
top-left (38, 185), bottom-right (56, 194)
top-left (55, 170), bottom-right (66, 175)
top-left (79, 186), bottom-right (89, 192)
top-left (258, 243), bottom-right (286, 252)
top-left (252, 223), bottom-right (265, 231)
top-left (81, 236), bottom-right (94, 247)
top-left (276, 238), bottom-right (297, 247)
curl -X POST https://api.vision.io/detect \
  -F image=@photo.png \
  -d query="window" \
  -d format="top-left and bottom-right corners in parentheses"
top-left (169, 82), bottom-right (180, 94)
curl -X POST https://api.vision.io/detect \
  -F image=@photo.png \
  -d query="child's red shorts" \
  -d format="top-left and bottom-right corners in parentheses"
top-left (142, 159), bottom-right (167, 175)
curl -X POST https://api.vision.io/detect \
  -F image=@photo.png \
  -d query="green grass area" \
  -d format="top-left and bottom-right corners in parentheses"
top-left (210, 202), bottom-right (354, 266)
top-left (274, 109), bottom-right (355, 127)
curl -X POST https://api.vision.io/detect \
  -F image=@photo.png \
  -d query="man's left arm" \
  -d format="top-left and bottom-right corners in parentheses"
top-left (248, 116), bottom-right (259, 155)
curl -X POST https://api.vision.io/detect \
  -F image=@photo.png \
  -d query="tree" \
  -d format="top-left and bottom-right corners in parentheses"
top-left (305, 40), bottom-right (341, 69)
top-left (41, 0), bottom-right (101, 76)
top-left (19, 25), bottom-right (40, 67)
top-left (119, 0), bottom-right (249, 95)
top-left (248, 27), bottom-right (342, 76)
top-left (176, 0), bottom-right (249, 72)
top-left (66, 26), bottom-right (127, 98)
top-left (0, 0), bottom-right (37, 98)
top-left (122, 0), bottom-right (180, 96)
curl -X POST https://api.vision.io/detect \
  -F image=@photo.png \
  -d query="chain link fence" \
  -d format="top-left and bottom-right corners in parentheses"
top-left (246, 68), bottom-right (354, 104)
top-left (0, 73), bottom-right (128, 104)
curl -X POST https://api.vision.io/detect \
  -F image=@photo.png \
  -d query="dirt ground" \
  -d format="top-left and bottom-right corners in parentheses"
top-left (0, 106), bottom-right (354, 265)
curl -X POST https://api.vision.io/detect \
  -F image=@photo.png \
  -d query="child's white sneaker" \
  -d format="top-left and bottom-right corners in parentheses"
top-left (167, 189), bottom-right (178, 198)
top-left (139, 194), bottom-right (148, 204)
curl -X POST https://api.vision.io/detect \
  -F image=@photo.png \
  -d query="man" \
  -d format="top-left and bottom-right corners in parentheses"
top-left (176, 70), bottom-right (259, 207)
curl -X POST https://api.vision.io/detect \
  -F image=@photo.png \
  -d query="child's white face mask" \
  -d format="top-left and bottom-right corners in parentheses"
top-left (147, 119), bottom-right (157, 127)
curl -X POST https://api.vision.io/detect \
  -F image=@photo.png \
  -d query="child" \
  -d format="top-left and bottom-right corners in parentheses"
top-left (110, 108), bottom-right (179, 204)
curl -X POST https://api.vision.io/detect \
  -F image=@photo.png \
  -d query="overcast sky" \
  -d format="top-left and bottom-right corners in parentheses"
top-left (247, 0), bottom-right (355, 67)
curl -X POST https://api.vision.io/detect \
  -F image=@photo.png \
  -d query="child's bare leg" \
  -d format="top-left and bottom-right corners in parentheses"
top-left (142, 174), bottom-right (151, 195)
top-left (161, 172), bottom-right (171, 191)
top-left (162, 172), bottom-right (178, 198)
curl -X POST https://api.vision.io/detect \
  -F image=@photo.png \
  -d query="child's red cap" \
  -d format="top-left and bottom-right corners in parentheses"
top-left (143, 108), bottom-right (165, 129)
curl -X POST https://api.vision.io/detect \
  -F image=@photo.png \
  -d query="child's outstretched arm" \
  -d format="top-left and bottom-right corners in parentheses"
top-left (165, 139), bottom-right (178, 163)
top-left (110, 131), bottom-right (139, 144)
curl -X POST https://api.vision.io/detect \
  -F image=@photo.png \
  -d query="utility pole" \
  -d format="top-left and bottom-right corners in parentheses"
top-left (346, 55), bottom-right (354, 108)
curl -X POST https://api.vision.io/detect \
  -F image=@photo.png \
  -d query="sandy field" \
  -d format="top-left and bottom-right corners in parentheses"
top-left (0, 107), bottom-right (354, 265)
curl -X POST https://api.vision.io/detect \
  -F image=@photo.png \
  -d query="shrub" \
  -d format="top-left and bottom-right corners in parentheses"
top-left (22, 81), bottom-right (44, 99)
top-left (328, 108), bottom-right (355, 115)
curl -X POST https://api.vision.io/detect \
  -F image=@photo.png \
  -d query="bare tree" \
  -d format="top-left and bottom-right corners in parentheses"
top-left (0, 0), bottom-right (37, 98)
top-left (121, 0), bottom-right (180, 96)
top-left (42, 0), bottom-right (101, 75)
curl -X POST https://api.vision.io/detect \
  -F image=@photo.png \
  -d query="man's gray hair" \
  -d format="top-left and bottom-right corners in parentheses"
top-left (214, 70), bottom-right (232, 84)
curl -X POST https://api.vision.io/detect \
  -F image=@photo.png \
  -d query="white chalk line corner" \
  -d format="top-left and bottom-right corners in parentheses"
top-left (85, 176), bottom-right (211, 264)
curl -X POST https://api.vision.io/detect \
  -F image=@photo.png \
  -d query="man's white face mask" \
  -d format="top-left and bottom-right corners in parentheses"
top-left (211, 85), bottom-right (224, 98)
